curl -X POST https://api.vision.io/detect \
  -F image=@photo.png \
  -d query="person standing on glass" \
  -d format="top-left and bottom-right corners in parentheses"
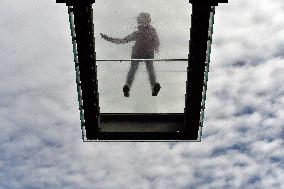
top-left (100, 12), bottom-right (161, 97)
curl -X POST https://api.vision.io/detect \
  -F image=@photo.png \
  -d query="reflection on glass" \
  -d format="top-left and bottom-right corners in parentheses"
top-left (93, 0), bottom-right (191, 113)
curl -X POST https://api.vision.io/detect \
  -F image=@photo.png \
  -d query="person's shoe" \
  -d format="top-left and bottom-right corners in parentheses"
top-left (123, 84), bottom-right (130, 97)
top-left (152, 82), bottom-right (161, 96)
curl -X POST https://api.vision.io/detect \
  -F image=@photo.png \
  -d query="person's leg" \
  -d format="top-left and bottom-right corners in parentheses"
top-left (145, 60), bottom-right (161, 96)
top-left (126, 60), bottom-right (139, 88)
top-left (145, 60), bottom-right (156, 87)
top-left (123, 60), bottom-right (139, 97)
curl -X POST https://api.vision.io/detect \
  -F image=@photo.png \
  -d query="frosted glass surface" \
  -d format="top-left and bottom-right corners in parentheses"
top-left (94, 0), bottom-right (191, 59)
top-left (93, 0), bottom-right (191, 113)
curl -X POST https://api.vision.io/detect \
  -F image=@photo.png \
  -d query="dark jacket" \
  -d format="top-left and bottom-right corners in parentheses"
top-left (105, 25), bottom-right (159, 59)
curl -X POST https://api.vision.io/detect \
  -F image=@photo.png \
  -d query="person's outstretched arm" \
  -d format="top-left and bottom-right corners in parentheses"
top-left (100, 32), bottom-right (137, 44)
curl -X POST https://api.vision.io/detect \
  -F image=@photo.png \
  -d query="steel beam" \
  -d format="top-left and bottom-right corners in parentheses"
top-left (71, 4), bottom-right (100, 140)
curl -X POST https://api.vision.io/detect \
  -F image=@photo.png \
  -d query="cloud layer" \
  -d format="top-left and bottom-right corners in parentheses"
top-left (0, 0), bottom-right (283, 188)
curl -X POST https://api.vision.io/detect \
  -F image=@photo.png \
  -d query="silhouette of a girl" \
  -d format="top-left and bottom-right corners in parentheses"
top-left (100, 12), bottom-right (161, 97)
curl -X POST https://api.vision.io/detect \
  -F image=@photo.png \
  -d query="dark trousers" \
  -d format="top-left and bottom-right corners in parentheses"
top-left (126, 49), bottom-right (156, 87)
top-left (126, 60), bottom-right (157, 88)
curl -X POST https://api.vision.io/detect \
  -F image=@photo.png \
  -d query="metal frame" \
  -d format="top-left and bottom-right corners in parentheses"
top-left (56, 0), bottom-right (228, 142)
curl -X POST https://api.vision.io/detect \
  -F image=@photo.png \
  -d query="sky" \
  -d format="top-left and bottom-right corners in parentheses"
top-left (0, 0), bottom-right (284, 188)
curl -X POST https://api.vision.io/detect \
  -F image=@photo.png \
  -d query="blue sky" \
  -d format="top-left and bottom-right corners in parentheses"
top-left (0, 0), bottom-right (284, 188)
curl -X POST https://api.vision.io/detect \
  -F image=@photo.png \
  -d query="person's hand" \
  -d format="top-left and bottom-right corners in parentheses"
top-left (100, 33), bottom-right (109, 40)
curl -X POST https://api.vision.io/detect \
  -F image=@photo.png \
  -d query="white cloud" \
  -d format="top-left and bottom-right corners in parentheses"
top-left (0, 0), bottom-right (283, 188)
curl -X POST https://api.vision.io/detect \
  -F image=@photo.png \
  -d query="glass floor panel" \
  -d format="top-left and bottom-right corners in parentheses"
top-left (97, 61), bottom-right (188, 113)
top-left (93, 0), bottom-right (191, 60)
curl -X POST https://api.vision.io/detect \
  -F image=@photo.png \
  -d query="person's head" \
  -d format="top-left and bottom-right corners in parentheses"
top-left (136, 12), bottom-right (151, 26)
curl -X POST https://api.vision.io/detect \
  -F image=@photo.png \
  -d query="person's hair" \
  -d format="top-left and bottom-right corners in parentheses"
top-left (136, 12), bottom-right (151, 25)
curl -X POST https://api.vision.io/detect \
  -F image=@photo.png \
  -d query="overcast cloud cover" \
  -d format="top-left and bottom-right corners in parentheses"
top-left (1, 0), bottom-right (284, 188)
